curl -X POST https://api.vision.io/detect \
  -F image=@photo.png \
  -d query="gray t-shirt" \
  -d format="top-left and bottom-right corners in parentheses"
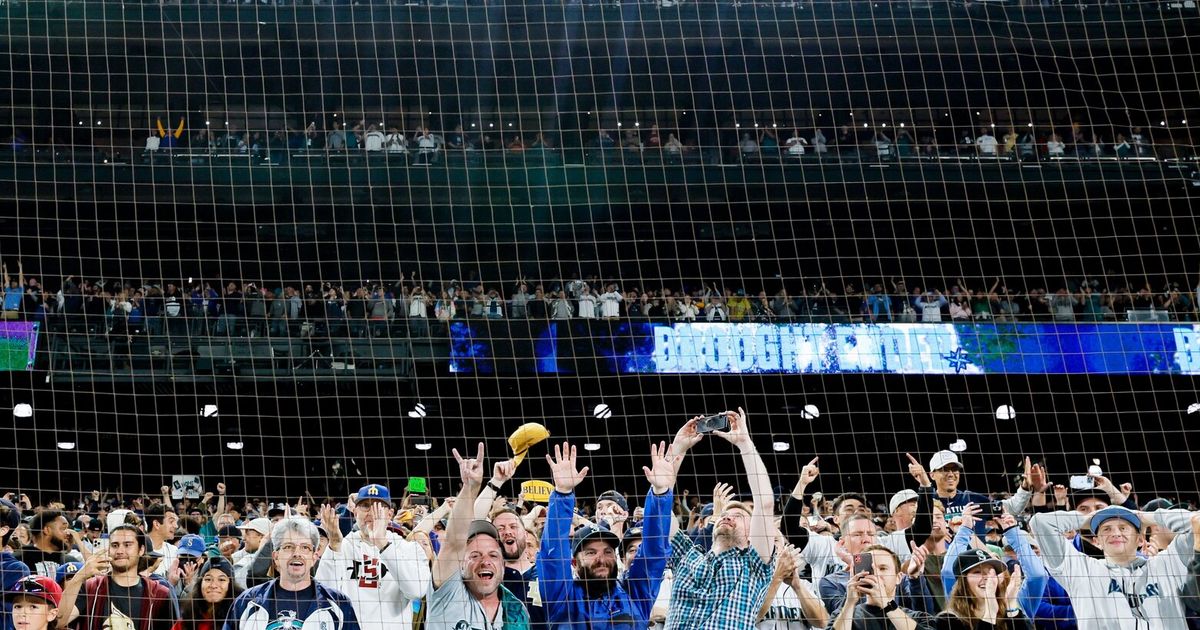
top-left (425, 570), bottom-right (506, 630)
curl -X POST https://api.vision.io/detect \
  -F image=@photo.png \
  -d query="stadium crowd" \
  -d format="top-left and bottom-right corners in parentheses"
top-left (6, 115), bottom-right (1192, 166)
top-left (3, 409), bottom-right (1200, 630)
top-left (3, 263), bottom-right (1199, 342)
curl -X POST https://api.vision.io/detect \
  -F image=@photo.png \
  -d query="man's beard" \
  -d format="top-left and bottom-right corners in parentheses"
top-left (500, 541), bottom-right (523, 562)
top-left (579, 562), bottom-right (617, 598)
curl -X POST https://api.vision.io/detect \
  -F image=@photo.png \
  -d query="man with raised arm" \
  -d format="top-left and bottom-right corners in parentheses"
top-left (664, 408), bottom-right (778, 629)
top-left (426, 444), bottom-right (530, 630)
top-left (537, 440), bottom-right (677, 628)
top-left (313, 483), bottom-right (430, 630)
top-left (1030, 504), bottom-right (1200, 629)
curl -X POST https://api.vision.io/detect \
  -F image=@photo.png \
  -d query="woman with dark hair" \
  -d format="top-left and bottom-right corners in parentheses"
top-left (936, 549), bottom-right (1032, 630)
top-left (173, 557), bottom-right (242, 630)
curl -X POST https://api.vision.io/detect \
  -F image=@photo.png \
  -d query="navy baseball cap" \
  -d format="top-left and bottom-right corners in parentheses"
top-left (217, 525), bottom-right (241, 538)
top-left (0, 498), bottom-right (21, 530)
top-left (571, 525), bottom-right (620, 556)
top-left (1089, 506), bottom-right (1142, 534)
top-left (356, 484), bottom-right (393, 505)
top-left (55, 562), bottom-right (83, 585)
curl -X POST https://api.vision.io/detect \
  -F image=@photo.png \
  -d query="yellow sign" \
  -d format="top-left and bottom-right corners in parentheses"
top-left (521, 480), bottom-right (554, 504)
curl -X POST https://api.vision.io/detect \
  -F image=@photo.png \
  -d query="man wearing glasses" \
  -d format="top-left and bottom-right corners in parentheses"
top-left (223, 519), bottom-right (359, 630)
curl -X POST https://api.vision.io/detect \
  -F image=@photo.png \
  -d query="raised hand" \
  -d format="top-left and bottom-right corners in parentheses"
top-left (958, 502), bottom-right (983, 531)
top-left (642, 441), bottom-right (679, 495)
top-left (996, 512), bottom-right (1018, 531)
top-left (367, 502), bottom-right (390, 549)
top-left (1024, 457), bottom-right (1048, 492)
top-left (712, 482), bottom-right (735, 516)
top-left (317, 503), bottom-right (343, 548)
top-left (904, 540), bottom-right (929, 577)
top-left (906, 452), bottom-right (931, 487)
top-left (712, 407), bottom-right (752, 450)
top-left (491, 459), bottom-right (517, 486)
top-left (1004, 564), bottom-right (1024, 607)
top-left (453, 442), bottom-right (487, 489)
top-left (217, 482), bottom-right (226, 495)
top-left (671, 417), bottom-right (704, 458)
top-left (546, 442), bottom-right (589, 494)
top-left (1053, 484), bottom-right (1069, 507)
top-left (791, 457), bottom-right (820, 498)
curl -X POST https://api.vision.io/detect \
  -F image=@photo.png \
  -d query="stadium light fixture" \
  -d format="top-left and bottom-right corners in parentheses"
top-left (592, 403), bottom-right (613, 419)
top-left (799, 404), bottom-right (820, 420)
top-left (415, 443), bottom-right (433, 451)
top-left (200, 404), bottom-right (219, 418)
top-left (583, 443), bottom-right (601, 451)
top-left (772, 441), bottom-right (790, 452)
top-left (407, 402), bottom-right (428, 419)
top-left (1187, 403), bottom-right (1200, 414)
top-left (57, 442), bottom-right (76, 450)
top-left (13, 403), bottom-right (33, 418)
top-left (996, 405), bottom-right (1016, 420)
top-left (225, 441), bottom-right (244, 451)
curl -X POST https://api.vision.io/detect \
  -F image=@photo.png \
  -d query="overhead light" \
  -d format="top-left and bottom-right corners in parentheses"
top-left (949, 439), bottom-right (968, 453)
top-left (1187, 403), bottom-right (1200, 414)
top-left (800, 404), bottom-right (820, 420)
top-left (407, 402), bottom-right (428, 419)
top-left (881, 123), bottom-right (887, 128)
top-left (200, 404), bottom-right (219, 418)
top-left (583, 443), bottom-right (601, 451)
top-left (57, 442), bottom-right (76, 450)
top-left (13, 403), bottom-right (33, 418)
top-left (772, 441), bottom-right (790, 452)
top-left (995, 405), bottom-right (1016, 420)
top-left (415, 443), bottom-right (433, 451)
top-left (592, 403), bottom-right (613, 419)
top-left (225, 441), bottom-right (244, 451)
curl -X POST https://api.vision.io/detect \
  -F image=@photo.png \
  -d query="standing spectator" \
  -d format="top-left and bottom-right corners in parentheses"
top-left (677, 295), bottom-right (699, 321)
top-left (213, 283), bottom-right (242, 336)
top-left (550, 291), bottom-right (573, 319)
top-left (425, 444), bottom-right (530, 629)
top-left (231, 519), bottom-right (270, 589)
top-left (936, 549), bottom-right (1030, 629)
top-left (144, 503), bottom-right (179, 578)
top-left (266, 290), bottom-right (287, 337)
top-left (469, 461), bottom-right (541, 621)
top-left (828, 545), bottom-right (934, 630)
top-left (1046, 134), bottom-right (1065, 158)
top-left (908, 452), bottom-right (1037, 536)
top-left (785, 129), bottom-right (808, 157)
top-left (483, 290), bottom-right (504, 319)
top-left (756, 542), bottom-right (828, 628)
top-left (598, 284), bottom-right (623, 319)
top-left (2, 497), bottom-right (31, 630)
top-left (537, 439), bottom-right (678, 628)
top-left (1029, 507), bottom-right (1198, 629)
top-left (362, 125), bottom-right (385, 153)
top-left (56, 525), bottom-right (177, 630)
top-left (577, 285), bottom-right (598, 319)
top-left (510, 283), bottom-right (531, 319)
top-left (665, 409), bottom-right (779, 629)
top-left (975, 128), bottom-right (999, 156)
top-left (705, 295), bottom-right (728, 322)
top-left (1048, 288), bottom-right (1077, 322)
top-left (914, 290), bottom-right (948, 323)
top-left (173, 557), bottom-right (242, 630)
top-left (728, 290), bottom-right (752, 321)
top-left (224, 519), bottom-right (359, 630)
top-left (242, 284), bottom-right (266, 337)
top-left (17, 512), bottom-right (84, 579)
top-left (162, 284), bottom-right (185, 337)
top-left (314, 485), bottom-right (429, 630)
top-left (2, 262), bottom-right (24, 319)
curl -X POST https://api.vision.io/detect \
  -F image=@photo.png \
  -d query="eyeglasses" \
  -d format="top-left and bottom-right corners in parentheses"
top-left (278, 543), bottom-right (315, 554)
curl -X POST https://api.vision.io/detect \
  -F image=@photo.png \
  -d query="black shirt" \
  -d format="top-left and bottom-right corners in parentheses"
top-left (15, 545), bottom-right (71, 577)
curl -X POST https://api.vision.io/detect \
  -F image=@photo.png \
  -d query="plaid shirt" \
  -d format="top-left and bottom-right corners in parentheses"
top-left (665, 530), bottom-right (776, 629)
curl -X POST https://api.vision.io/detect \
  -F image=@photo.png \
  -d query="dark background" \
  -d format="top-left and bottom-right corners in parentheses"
top-left (1, 2), bottom-right (1199, 507)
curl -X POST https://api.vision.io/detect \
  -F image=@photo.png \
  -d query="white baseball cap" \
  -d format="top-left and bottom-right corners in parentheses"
top-left (928, 450), bottom-right (963, 472)
top-left (237, 517), bottom-right (272, 536)
top-left (888, 489), bottom-right (919, 515)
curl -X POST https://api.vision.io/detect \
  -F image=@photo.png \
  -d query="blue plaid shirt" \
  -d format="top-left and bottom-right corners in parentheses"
top-left (665, 530), bottom-right (776, 629)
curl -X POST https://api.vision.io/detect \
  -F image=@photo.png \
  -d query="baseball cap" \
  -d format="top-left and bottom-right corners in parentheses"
top-left (620, 527), bottom-right (643, 555)
top-left (508, 423), bottom-right (551, 468)
top-left (698, 503), bottom-right (714, 517)
top-left (888, 489), bottom-right (919, 515)
top-left (8, 575), bottom-right (63, 608)
top-left (197, 556), bottom-right (235, 580)
top-left (356, 484), bottom-right (393, 505)
top-left (571, 524), bottom-right (621, 556)
top-left (953, 548), bottom-right (1006, 578)
top-left (928, 450), bottom-right (962, 472)
top-left (217, 525), bottom-right (241, 538)
top-left (177, 534), bottom-right (207, 557)
top-left (1141, 498), bottom-right (1177, 512)
top-left (237, 517), bottom-right (272, 536)
top-left (86, 519), bottom-right (102, 532)
top-left (1089, 506), bottom-right (1142, 534)
top-left (597, 491), bottom-right (629, 513)
top-left (467, 520), bottom-right (501, 543)
top-left (55, 562), bottom-right (83, 585)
